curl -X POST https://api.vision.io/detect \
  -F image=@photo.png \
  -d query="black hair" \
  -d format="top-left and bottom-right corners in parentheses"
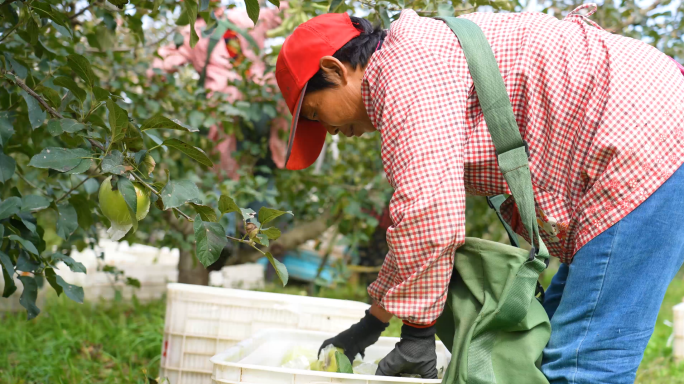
top-left (306, 16), bottom-right (386, 94)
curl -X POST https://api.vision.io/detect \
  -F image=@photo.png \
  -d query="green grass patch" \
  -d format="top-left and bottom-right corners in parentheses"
top-left (0, 294), bottom-right (164, 384)
top-left (0, 273), bottom-right (682, 383)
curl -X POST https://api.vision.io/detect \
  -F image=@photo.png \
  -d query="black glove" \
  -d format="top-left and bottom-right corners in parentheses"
top-left (375, 323), bottom-right (438, 379)
top-left (319, 310), bottom-right (389, 362)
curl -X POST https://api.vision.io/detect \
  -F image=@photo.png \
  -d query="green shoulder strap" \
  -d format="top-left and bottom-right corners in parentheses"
top-left (486, 194), bottom-right (519, 247)
top-left (436, 16), bottom-right (549, 259)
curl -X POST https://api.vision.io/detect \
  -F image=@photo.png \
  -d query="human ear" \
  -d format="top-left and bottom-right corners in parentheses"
top-left (319, 56), bottom-right (349, 86)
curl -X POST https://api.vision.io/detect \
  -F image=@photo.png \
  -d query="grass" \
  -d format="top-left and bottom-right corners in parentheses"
top-left (0, 272), bottom-right (682, 383)
top-left (0, 295), bottom-right (165, 384)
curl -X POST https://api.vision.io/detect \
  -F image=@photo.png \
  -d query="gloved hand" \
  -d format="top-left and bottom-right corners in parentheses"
top-left (375, 322), bottom-right (438, 378)
top-left (318, 309), bottom-right (389, 362)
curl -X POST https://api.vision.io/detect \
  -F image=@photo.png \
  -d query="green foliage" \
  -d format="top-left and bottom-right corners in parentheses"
top-left (0, 0), bottom-right (295, 318)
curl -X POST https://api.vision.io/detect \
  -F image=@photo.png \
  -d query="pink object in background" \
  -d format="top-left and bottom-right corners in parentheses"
top-left (149, 5), bottom-right (289, 180)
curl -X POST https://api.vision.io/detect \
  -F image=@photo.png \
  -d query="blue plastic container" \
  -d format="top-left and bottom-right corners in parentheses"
top-left (256, 249), bottom-right (336, 285)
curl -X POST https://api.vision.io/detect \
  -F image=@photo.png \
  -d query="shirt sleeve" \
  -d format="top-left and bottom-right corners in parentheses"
top-left (365, 31), bottom-right (469, 325)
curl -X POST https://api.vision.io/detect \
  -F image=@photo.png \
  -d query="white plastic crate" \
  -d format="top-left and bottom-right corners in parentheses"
top-left (56, 240), bottom-right (179, 302)
top-left (160, 283), bottom-right (371, 384)
top-left (220, 264), bottom-right (265, 290)
top-left (210, 329), bottom-right (451, 384)
top-left (675, 302), bottom-right (684, 362)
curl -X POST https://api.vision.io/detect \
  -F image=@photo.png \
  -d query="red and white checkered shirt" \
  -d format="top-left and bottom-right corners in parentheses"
top-left (363, 5), bottom-right (684, 324)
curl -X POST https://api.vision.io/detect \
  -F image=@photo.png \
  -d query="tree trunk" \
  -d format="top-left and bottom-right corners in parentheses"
top-left (178, 248), bottom-right (209, 285)
top-left (228, 214), bottom-right (334, 265)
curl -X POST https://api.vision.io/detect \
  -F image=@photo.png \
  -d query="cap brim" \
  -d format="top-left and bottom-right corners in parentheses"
top-left (285, 83), bottom-right (327, 171)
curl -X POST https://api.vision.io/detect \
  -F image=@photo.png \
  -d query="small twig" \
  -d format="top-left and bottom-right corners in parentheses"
top-left (226, 235), bottom-right (252, 245)
top-left (55, 176), bottom-right (90, 203)
top-left (69, 3), bottom-right (94, 20)
top-left (129, 172), bottom-right (192, 221)
top-left (16, 170), bottom-right (38, 189)
top-left (1, 69), bottom-right (106, 152)
top-left (0, 22), bottom-right (21, 44)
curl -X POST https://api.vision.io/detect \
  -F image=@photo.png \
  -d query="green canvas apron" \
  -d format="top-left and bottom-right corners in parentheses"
top-left (433, 17), bottom-right (552, 384)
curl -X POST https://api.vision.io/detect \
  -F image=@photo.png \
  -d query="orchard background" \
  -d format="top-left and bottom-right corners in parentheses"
top-left (0, 0), bottom-right (682, 382)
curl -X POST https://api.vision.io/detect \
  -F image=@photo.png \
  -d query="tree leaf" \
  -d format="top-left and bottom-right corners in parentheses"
top-left (9, 235), bottom-right (38, 255)
top-left (255, 233), bottom-right (269, 247)
top-left (21, 195), bottom-right (50, 212)
top-left (31, 1), bottom-right (68, 28)
top-left (126, 277), bottom-right (141, 288)
top-left (245, 0), bottom-right (260, 25)
top-left (0, 152), bottom-right (16, 183)
top-left (45, 267), bottom-right (62, 296)
top-left (378, 7), bottom-right (391, 29)
top-left (51, 253), bottom-right (86, 273)
top-left (258, 207), bottom-right (292, 226)
top-left (20, 215), bottom-right (37, 233)
top-left (117, 177), bottom-right (138, 232)
top-left (60, 118), bottom-right (86, 133)
top-left (335, 351), bottom-right (353, 374)
top-left (200, 0), bottom-right (210, 11)
top-left (29, 147), bottom-right (91, 172)
top-left (69, 194), bottom-right (93, 230)
top-left (16, 251), bottom-right (40, 272)
top-left (0, 196), bottom-right (21, 220)
top-left (64, 159), bottom-right (92, 175)
top-left (265, 252), bottom-right (288, 286)
top-left (218, 195), bottom-right (240, 215)
top-left (38, 86), bottom-right (61, 109)
top-left (4, 52), bottom-right (27, 79)
top-left (107, 99), bottom-right (128, 142)
top-left (261, 227), bottom-right (281, 240)
top-left (190, 203), bottom-right (218, 222)
top-left (161, 180), bottom-right (201, 209)
top-left (53, 76), bottom-right (86, 103)
top-left (139, 154), bottom-right (155, 177)
top-left (0, 116), bottom-right (15, 148)
top-left (102, 150), bottom-right (125, 175)
top-left (184, 0), bottom-right (199, 47)
top-left (47, 119), bottom-right (62, 136)
top-left (19, 89), bottom-right (46, 129)
top-left (1, 266), bottom-right (16, 297)
top-left (0, 251), bottom-right (16, 298)
top-left (108, 0), bottom-right (129, 9)
top-left (93, 86), bottom-right (110, 102)
top-left (18, 275), bottom-right (40, 319)
top-left (140, 114), bottom-right (198, 132)
top-left (240, 208), bottom-right (258, 224)
top-left (193, 216), bottom-right (228, 267)
top-left (67, 54), bottom-right (98, 88)
top-left (162, 138), bottom-right (213, 168)
top-left (328, 0), bottom-right (342, 12)
top-left (56, 203), bottom-right (78, 240)
top-left (56, 274), bottom-right (84, 303)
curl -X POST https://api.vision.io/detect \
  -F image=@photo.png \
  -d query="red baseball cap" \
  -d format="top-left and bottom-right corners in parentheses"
top-left (275, 13), bottom-right (361, 170)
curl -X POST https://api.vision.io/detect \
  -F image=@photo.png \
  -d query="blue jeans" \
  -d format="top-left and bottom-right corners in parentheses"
top-left (541, 166), bottom-right (684, 384)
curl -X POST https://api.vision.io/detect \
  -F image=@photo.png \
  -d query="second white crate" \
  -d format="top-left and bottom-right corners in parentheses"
top-left (675, 302), bottom-right (684, 362)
